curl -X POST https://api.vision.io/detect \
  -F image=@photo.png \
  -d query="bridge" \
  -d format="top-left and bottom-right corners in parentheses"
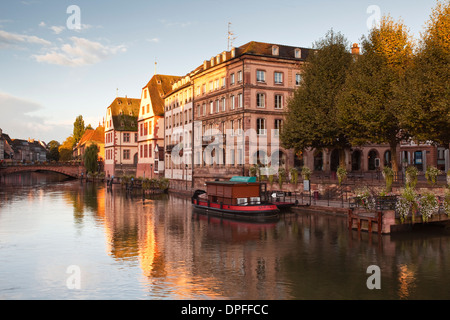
top-left (0, 164), bottom-right (86, 179)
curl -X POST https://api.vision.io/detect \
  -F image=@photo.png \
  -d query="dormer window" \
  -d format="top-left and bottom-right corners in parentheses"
top-left (272, 45), bottom-right (279, 56)
top-left (231, 47), bottom-right (236, 58)
top-left (295, 48), bottom-right (301, 59)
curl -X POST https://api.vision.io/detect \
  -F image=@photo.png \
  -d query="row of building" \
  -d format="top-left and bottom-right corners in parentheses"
top-left (93, 41), bottom-right (449, 189)
top-left (0, 128), bottom-right (48, 163)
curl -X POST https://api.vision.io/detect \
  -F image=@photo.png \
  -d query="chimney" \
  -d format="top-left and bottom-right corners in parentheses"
top-left (351, 43), bottom-right (360, 55)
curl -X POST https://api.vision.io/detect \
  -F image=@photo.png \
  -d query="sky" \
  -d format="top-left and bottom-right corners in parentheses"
top-left (0, 0), bottom-right (440, 144)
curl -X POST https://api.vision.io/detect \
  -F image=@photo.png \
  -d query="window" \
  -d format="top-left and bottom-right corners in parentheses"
top-left (230, 73), bottom-right (235, 85)
top-left (237, 70), bottom-right (242, 83)
top-left (274, 94), bottom-right (283, 109)
top-left (202, 84), bottom-right (206, 94)
top-left (238, 93), bottom-right (243, 108)
top-left (296, 74), bottom-right (302, 86)
top-left (221, 76), bottom-right (226, 88)
top-left (272, 45), bottom-right (279, 56)
top-left (230, 95), bottom-right (235, 109)
top-left (295, 48), bottom-right (301, 59)
top-left (274, 119), bottom-right (282, 136)
top-left (123, 133), bottom-right (130, 143)
top-left (135, 133), bottom-right (138, 142)
top-left (216, 99), bottom-right (220, 113)
top-left (256, 93), bottom-right (265, 108)
top-left (257, 118), bottom-right (266, 135)
top-left (257, 70), bottom-right (265, 82)
top-left (203, 103), bottom-right (206, 115)
top-left (210, 101), bottom-right (214, 114)
top-left (221, 97), bottom-right (226, 111)
top-left (123, 149), bottom-right (130, 160)
top-left (274, 72), bottom-right (283, 84)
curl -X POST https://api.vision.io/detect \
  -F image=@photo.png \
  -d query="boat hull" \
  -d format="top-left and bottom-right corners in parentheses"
top-left (192, 199), bottom-right (280, 222)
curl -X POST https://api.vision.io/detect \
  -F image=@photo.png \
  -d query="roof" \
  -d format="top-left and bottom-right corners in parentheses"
top-left (143, 74), bottom-right (181, 116)
top-left (76, 125), bottom-right (104, 148)
top-left (237, 41), bottom-right (310, 60)
top-left (108, 97), bottom-right (141, 131)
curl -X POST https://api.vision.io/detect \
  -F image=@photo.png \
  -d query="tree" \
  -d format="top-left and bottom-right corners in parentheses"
top-left (395, 0), bottom-right (450, 145)
top-left (73, 115), bottom-right (85, 146)
top-left (337, 15), bottom-right (415, 175)
top-left (83, 144), bottom-right (99, 173)
top-left (281, 29), bottom-right (352, 168)
top-left (59, 136), bottom-right (74, 161)
top-left (47, 140), bottom-right (60, 161)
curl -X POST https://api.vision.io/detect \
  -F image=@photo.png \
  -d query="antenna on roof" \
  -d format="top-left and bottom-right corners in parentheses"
top-left (154, 59), bottom-right (157, 75)
top-left (227, 22), bottom-right (236, 51)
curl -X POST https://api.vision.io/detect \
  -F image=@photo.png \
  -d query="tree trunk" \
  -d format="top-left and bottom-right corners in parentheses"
top-left (390, 142), bottom-right (399, 181)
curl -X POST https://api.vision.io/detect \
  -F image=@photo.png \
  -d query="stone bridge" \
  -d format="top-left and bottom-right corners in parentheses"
top-left (0, 164), bottom-right (86, 179)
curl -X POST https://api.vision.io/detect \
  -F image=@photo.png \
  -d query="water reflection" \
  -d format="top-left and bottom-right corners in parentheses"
top-left (1, 175), bottom-right (450, 300)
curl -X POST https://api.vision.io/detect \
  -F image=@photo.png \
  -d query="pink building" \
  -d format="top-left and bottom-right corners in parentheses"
top-left (104, 97), bottom-right (140, 177)
top-left (136, 74), bottom-right (180, 179)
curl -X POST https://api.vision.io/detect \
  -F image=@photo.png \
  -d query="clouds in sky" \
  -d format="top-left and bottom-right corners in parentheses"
top-left (0, 92), bottom-right (71, 142)
top-left (1, 21), bottom-right (125, 67)
top-left (33, 36), bottom-right (127, 67)
top-left (0, 29), bottom-right (51, 47)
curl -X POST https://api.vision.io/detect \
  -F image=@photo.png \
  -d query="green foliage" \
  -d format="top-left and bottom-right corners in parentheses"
top-left (290, 168), bottom-right (299, 187)
top-left (394, 1), bottom-right (450, 145)
top-left (47, 140), bottom-right (60, 162)
top-left (337, 166), bottom-right (347, 186)
top-left (73, 115), bottom-right (86, 146)
top-left (281, 29), bottom-right (352, 155)
top-left (337, 16), bottom-right (414, 174)
top-left (301, 166), bottom-right (311, 180)
top-left (405, 166), bottom-right (418, 189)
top-left (83, 144), bottom-right (99, 173)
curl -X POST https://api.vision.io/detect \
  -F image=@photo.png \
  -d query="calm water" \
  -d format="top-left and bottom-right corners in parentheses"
top-left (1, 172), bottom-right (450, 300)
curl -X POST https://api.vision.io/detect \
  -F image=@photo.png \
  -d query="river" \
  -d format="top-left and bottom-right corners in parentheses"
top-left (1, 172), bottom-right (449, 300)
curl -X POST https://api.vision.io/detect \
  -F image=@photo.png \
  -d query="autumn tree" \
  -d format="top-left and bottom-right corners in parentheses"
top-left (337, 15), bottom-right (415, 175)
top-left (59, 135), bottom-right (74, 161)
top-left (281, 29), bottom-right (352, 168)
top-left (395, 0), bottom-right (450, 145)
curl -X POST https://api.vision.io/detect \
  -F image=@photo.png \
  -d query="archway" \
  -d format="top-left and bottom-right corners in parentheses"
top-left (368, 150), bottom-right (379, 171)
top-left (330, 149), bottom-right (340, 172)
top-left (351, 150), bottom-right (361, 171)
top-left (313, 150), bottom-right (323, 171)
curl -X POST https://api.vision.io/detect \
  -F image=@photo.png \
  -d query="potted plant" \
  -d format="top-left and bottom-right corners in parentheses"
top-left (425, 166), bottom-right (441, 185)
top-left (382, 166), bottom-right (394, 192)
top-left (337, 166), bottom-right (347, 186)
top-left (301, 166), bottom-right (311, 181)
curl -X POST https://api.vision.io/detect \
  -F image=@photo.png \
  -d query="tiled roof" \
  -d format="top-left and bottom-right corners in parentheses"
top-left (237, 41), bottom-right (310, 60)
top-left (144, 74), bottom-right (181, 116)
top-left (108, 97), bottom-right (141, 131)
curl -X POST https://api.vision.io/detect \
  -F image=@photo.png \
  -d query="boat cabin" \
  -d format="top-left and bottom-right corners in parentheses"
top-left (205, 176), bottom-right (266, 205)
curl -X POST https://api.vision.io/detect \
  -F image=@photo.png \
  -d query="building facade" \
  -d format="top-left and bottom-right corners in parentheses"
top-left (136, 74), bottom-right (180, 179)
top-left (186, 41), bottom-right (310, 189)
top-left (104, 97), bottom-right (140, 177)
top-left (164, 74), bottom-right (194, 189)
